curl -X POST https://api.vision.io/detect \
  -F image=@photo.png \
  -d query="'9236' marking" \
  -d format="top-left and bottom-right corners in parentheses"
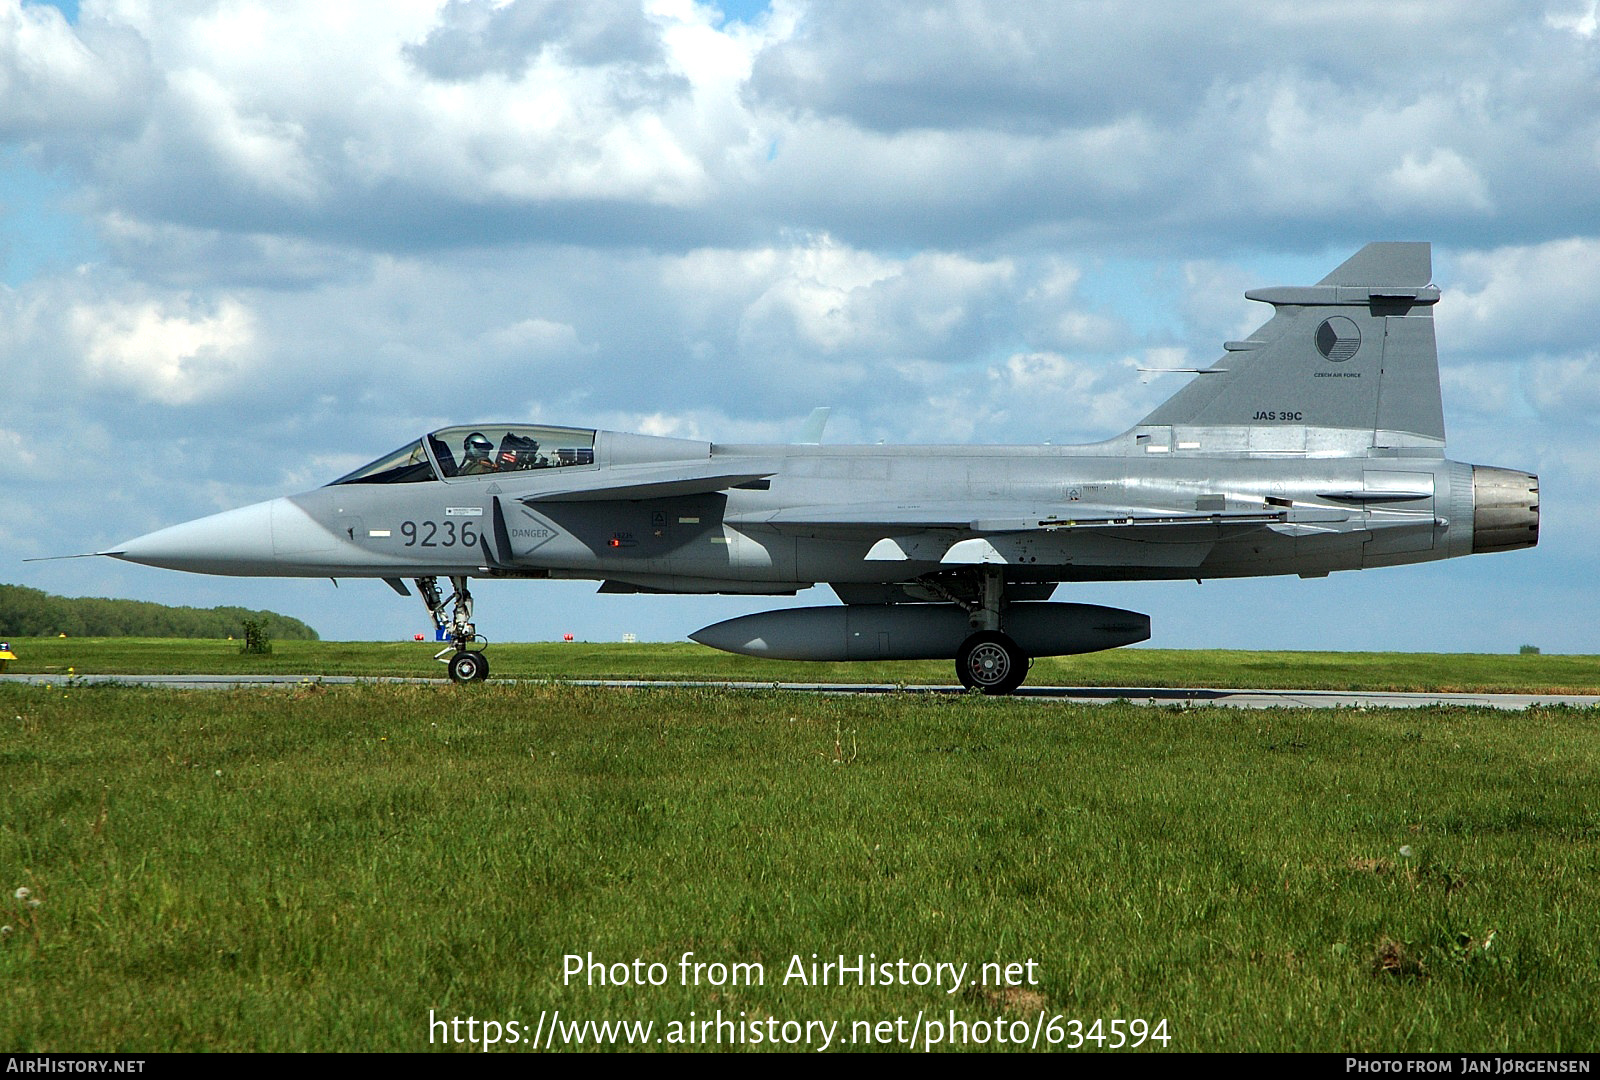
top-left (1252, 410), bottom-right (1304, 421)
top-left (400, 520), bottom-right (480, 547)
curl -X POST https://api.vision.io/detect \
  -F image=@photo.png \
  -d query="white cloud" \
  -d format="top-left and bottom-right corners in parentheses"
top-left (61, 0), bottom-right (764, 228)
top-left (0, 1), bottom-right (152, 137)
top-left (95, 212), bottom-right (365, 287)
top-left (735, 241), bottom-right (1013, 356)
top-left (967, 350), bottom-right (1155, 442)
top-left (1440, 360), bottom-right (1524, 419)
top-left (628, 410), bottom-right (703, 439)
top-left (1525, 352), bottom-right (1600, 420)
top-left (1546, 1), bottom-right (1598, 37)
top-left (0, 1), bottom-right (1588, 257)
top-left (0, 424), bottom-right (37, 475)
top-left (1442, 237), bottom-right (1600, 355)
top-left (480, 316), bottom-right (584, 359)
top-left (1181, 259), bottom-right (1264, 344)
top-left (163, 67), bottom-right (325, 205)
top-left (1380, 148), bottom-right (1493, 213)
top-left (70, 293), bottom-right (257, 404)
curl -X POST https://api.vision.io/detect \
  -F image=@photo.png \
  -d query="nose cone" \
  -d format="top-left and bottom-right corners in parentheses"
top-left (111, 499), bottom-right (281, 575)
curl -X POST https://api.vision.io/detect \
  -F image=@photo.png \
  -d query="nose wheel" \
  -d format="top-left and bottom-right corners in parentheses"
top-left (416, 575), bottom-right (491, 683)
top-left (446, 649), bottom-right (489, 683)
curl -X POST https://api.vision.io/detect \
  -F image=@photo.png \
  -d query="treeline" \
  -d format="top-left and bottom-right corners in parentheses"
top-left (0, 584), bottom-right (319, 640)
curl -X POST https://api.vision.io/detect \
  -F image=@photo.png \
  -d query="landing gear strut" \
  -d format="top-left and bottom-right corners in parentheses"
top-left (951, 566), bottom-right (1028, 695)
top-left (416, 575), bottom-right (489, 683)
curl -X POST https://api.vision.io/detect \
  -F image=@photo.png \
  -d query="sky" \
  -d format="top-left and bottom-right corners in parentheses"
top-left (2, 0), bottom-right (1597, 653)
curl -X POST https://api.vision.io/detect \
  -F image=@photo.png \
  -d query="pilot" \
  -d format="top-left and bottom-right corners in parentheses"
top-left (459, 432), bottom-right (497, 475)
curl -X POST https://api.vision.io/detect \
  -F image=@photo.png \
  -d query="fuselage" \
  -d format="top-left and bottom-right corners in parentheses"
top-left (111, 422), bottom-right (1538, 591)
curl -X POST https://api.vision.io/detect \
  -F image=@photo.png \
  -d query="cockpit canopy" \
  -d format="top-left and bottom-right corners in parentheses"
top-left (330, 425), bottom-right (598, 485)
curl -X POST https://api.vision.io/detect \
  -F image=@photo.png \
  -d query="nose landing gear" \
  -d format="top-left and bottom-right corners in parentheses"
top-left (416, 575), bottom-right (490, 682)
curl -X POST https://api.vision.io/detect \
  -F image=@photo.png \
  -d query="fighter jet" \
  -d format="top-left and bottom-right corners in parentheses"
top-left (102, 243), bottom-right (1538, 691)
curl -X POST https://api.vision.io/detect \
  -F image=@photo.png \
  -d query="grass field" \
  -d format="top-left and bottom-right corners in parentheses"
top-left (2, 665), bottom-right (1598, 1052)
top-left (4, 636), bottom-right (1599, 694)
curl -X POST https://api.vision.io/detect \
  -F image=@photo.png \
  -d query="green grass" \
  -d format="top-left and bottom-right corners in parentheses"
top-left (4, 637), bottom-right (1599, 693)
top-left (2, 680), bottom-right (1598, 1051)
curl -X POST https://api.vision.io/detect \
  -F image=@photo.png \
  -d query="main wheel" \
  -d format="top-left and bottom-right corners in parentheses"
top-left (956, 632), bottom-right (1028, 695)
top-left (448, 650), bottom-right (489, 683)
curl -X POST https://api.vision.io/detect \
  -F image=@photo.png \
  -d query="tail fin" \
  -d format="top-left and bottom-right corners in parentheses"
top-left (791, 407), bottom-right (831, 445)
top-left (1138, 242), bottom-right (1445, 451)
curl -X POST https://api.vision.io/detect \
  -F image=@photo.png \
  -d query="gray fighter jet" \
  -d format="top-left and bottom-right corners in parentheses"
top-left (103, 243), bottom-right (1538, 691)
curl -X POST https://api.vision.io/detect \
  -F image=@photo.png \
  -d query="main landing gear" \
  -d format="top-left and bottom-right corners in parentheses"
top-left (957, 631), bottom-right (1027, 696)
top-left (944, 567), bottom-right (1029, 695)
top-left (416, 575), bottom-right (490, 683)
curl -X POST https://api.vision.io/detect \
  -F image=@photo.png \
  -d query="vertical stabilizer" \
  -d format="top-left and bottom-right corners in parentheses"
top-left (792, 407), bottom-right (832, 445)
top-left (1138, 242), bottom-right (1445, 450)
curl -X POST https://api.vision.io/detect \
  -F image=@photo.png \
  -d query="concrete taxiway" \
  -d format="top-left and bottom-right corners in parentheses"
top-left (3, 673), bottom-right (1596, 710)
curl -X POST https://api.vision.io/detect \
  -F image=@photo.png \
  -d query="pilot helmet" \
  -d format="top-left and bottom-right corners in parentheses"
top-left (464, 432), bottom-right (493, 461)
